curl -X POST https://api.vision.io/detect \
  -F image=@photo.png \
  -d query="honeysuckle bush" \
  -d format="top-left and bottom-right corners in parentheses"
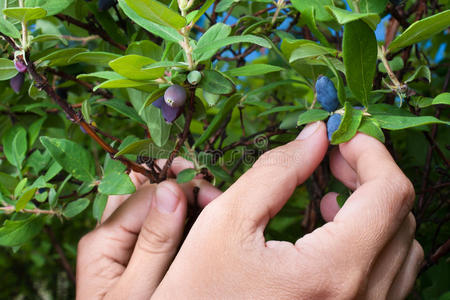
top-left (0, 0), bottom-right (449, 298)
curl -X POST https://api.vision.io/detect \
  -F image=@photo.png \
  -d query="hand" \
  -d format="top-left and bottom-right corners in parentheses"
top-left (152, 122), bottom-right (423, 299)
top-left (76, 158), bottom-right (222, 299)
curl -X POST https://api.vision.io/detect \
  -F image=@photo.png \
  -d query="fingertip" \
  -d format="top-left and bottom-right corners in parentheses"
top-left (320, 192), bottom-right (340, 222)
top-left (155, 180), bottom-right (187, 215)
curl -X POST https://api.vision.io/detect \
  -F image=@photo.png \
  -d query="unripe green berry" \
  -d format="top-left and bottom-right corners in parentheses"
top-left (187, 70), bottom-right (202, 85)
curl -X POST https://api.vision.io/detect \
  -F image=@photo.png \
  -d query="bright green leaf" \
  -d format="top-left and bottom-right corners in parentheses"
top-left (63, 198), bottom-right (90, 218)
top-left (297, 109), bottom-right (329, 126)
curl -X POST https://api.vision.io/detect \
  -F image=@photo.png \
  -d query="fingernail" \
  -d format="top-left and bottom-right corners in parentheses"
top-left (297, 121), bottom-right (321, 140)
top-left (155, 183), bottom-right (179, 214)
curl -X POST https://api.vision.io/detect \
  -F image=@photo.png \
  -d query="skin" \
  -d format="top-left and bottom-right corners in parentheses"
top-left (77, 121), bottom-right (423, 299)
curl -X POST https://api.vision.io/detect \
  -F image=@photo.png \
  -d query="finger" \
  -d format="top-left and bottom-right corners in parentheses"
top-left (386, 240), bottom-right (424, 300)
top-left (101, 170), bottom-right (150, 223)
top-left (320, 192), bottom-right (340, 222)
top-left (329, 147), bottom-right (358, 190)
top-left (331, 133), bottom-right (415, 261)
top-left (107, 180), bottom-right (187, 299)
top-left (364, 213), bottom-right (416, 300)
top-left (179, 179), bottom-right (222, 207)
top-left (216, 121), bottom-right (328, 232)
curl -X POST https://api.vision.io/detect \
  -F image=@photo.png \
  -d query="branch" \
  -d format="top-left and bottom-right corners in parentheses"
top-left (44, 226), bottom-right (76, 284)
top-left (24, 55), bottom-right (157, 182)
top-left (55, 14), bottom-right (126, 51)
top-left (0, 206), bottom-right (58, 215)
top-left (421, 239), bottom-right (450, 274)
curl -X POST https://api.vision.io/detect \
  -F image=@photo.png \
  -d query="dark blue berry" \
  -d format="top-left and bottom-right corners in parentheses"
top-left (10, 72), bottom-right (24, 93)
top-left (161, 102), bottom-right (182, 123)
top-left (353, 106), bottom-right (365, 110)
top-left (152, 96), bottom-right (164, 109)
top-left (316, 76), bottom-right (339, 112)
top-left (98, 0), bottom-right (115, 11)
top-left (327, 114), bottom-right (342, 141)
top-left (164, 85), bottom-right (186, 108)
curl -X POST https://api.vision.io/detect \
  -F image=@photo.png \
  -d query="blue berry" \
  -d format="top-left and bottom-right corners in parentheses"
top-left (327, 114), bottom-right (342, 141)
top-left (164, 85), bottom-right (186, 108)
top-left (161, 102), bottom-right (182, 123)
top-left (10, 72), bottom-right (24, 93)
top-left (316, 76), bottom-right (339, 112)
top-left (353, 106), bottom-right (365, 110)
top-left (152, 96), bottom-right (164, 109)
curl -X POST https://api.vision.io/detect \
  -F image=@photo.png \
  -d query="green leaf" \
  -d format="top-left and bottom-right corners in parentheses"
top-left (40, 137), bottom-right (96, 182)
top-left (325, 6), bottom-right (380, 30)
top-left (192, 0), bottom-right (214, 24)
top-left (432, 93), bottom-right (450, 105)
top-left (343, 20), bottom-right (377, 107)
top-left (25, 0), bottom-right (74, 16)
top-left (141, 105), bottom-right (172, 147)
top-left (28, 117), bottom-right (46, 148)
top-left (94, 79), bottom-right (153, 90)
top-left (127, 40), bottom-right (163, 60)
top-left (77, 71), bottom-right (124, 81)
top-left (0, 216), bottom-right (44, 247)
top-left (81, 100), bottom-right (91, 124)
top-left (3, 7), bottom-right (47, 22)
top-left (297, 109), bottom-right (329, 126)
top-left (0, 18), bottom-right (20, 39)
top-left (378, 56), bottom-right (404, 73)
top-left (15, 187), bottom-right (37, 211)
top-left (358, 118), bottom-right (385, 143)
top-left (93, 193), bottom-right (108, 221)
top-left (291, 0), bottom-right (334, 22)
top-left (2, 127), bottom-right (27, 169)
top-left (195, 23), bottom-right (232, 61)
top-left (194, 35), bottom-right (272, 62)
top-left (118, 0), bottom-right (183, 42)
top-left (114, 139), bottom-right (175, 158)
top-left (194, 94), bottom-right (241, 147)
top-left (99, 156), bottom-right (136, 195)
top-left (404, 65), bottom-right (431, 83)
top-left (289, 43), bottom-right (337, 62)
top-left (207, 164), bottom-right (232, 182)
top-left (38, 48), bottom-right (88, 67)
top-left (297, 7), bottom-right (330, 47)
top-left (347, 0), bottom-right (388, 14)
top-left (63, 198), bottom-right (90, 218)
top-left (0, 58), bottom-right (18, 81)
top-left (97, 99), bottom-right (145, 124)
top-left (109, 55), bottom-right (164, 81)
top-left (372, 115), bottom-right (449, 130)
top-left (176, 168), bottom-right (196, 183)
top-left (388, 10), bottom-right (450, 52)
top-left (199, 70), bottom-right (234, 95)
top-left (123, 0), bottom-right (185, 29)
top-left (331, 102), bottom-right (364, 145)
top-left (68, 52), bottom-right (121, 67)
top-left (31, 34), bottom-right (68, 45)
top-left (14, 178), bottom-right (28, 199)
top-left (0, 172), bottom-right (19, 196)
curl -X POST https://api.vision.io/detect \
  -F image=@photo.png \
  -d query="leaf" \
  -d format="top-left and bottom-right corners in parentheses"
top-left (3, 7), bottom-right (47, 22)
top-left (192, 0), bottom-right (214, 24)
top-left (127, 40), bottom-right (163, 60)
top-left (31, 34), bottom-right (68, 45)
top-left (289, 43), bottom-right (337, 62)
top-left (325, 6), bottom-right (380, 30)
top-left (0, 172), bottom-right (19, 195)
top-left (118, 0), bottom-right (183, 42)
top-left (99, 156), bottom-right (136, 195)
top-left (432, 93), bottom-right (450, 105)
top-left (114, 139), bottom-right (175, 158)
top-left (94, 79), bottom-right (153, 90)
top-left (15, 187), bottom-right (37, 211)
top-left (194, 94), bottom-right (241, 147)
top-left (297, 109), bottom-right (329, 126)
top-left (97, 99), bottom-right (145, 124)
top-left (405, 65), bottom-right (431, 83)
top-left (207, 164), bottom-right (232, 182)
top-left (195, 23), bottom-right (232, 61)
top-left (28, 116), bottom-right (46, 148)
top-left (331, 102), bottom-right (364, 145)
top-left (40, 137), bottom-right (96, 182)
top-left (81, 100), bottom-right (91, 124)
top-left (372, 115), bottom-right (449, 130)
top-left (25, 0), bottom-right (74, 16)
top-left (0, 216), bottom-right (44, 247)
top-left (194, 35), bottom-right (272, 62)
top-left (347, 0), bottom-right (388, 14)
top-left (0, 58), bottom-right (18, 81)
top-left (0, 18), bottom-right (20, 39)
top-left (258, 105), bottom-right (304, 117)
top-left (63, 198), bottom-right (90, 218)
top-left (123, 0), bottom-right (185, 29)
top-left (109, 55), bottom-right (164, 81)
top-left (358, 118), bottom-right (385, 143)
top-left (343, 20), bottom-right (377, 107)
top-left (291, 0), bottom-right (334, 22)
top-left (388, 10), bottom-right (450, 52)
top-left (93, 193), bottom-right (108, 221)
top-left (2, 127), bottom-right (27, 169)
top-left (38, 48), bottom-right (87, 67)
top-left (141, 105), bottom-right (172, 147)
top-left (14, 178), bottom-right (28, 199)
top-left (68, 52), bottom-right (121, 67)
top-left (298, 7), bottom-right (330, 47)
top-left (199, 70), bottom-right (234, 95)
top-left (176, 168), bottom-right (196, 183)
top-left (77, 71), bottom-right (124, 81)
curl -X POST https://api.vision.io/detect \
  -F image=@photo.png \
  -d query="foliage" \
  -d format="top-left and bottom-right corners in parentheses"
top-left (0, 0), bottom-right (449, 298)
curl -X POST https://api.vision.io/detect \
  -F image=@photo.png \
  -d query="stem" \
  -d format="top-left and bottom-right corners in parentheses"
top-left (352, 0), bottom-right (361, 13)
top-left (0, 206), bottom-right (59, 215)
top-left (178, 1), bottom-right (195, 70)
top-left (271, 0), bottom-right (285, 25)
top-left (378, 45), bottom-right (402, 88)
top-left (18, 0), bottom-right (28, 51)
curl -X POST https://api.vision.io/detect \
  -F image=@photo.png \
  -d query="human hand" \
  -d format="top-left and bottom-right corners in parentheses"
top-left (76, 159), bottom-right (222, 299)
top-left (152, 121), bottom-right (423, 299)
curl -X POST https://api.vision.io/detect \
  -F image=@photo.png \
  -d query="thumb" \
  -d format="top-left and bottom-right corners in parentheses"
top-left (108, 180), bottom-right (187, 299)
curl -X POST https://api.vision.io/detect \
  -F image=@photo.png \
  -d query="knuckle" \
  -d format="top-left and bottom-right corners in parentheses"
top-left (413, 240), bottom-right (424, 263)
top-left (137, 224), bottom-right (175, 254)
top-left (407, 213), bottom-right (417, 237)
